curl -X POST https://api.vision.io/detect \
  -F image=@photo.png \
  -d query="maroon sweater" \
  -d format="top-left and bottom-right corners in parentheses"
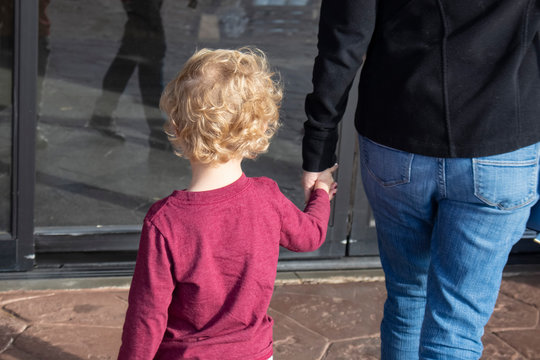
top-left (118, 174), bottom-right (330, 360)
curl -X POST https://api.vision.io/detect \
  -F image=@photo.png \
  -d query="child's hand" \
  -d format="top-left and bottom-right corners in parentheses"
top-left (314, 164), bottom-right (338, 201)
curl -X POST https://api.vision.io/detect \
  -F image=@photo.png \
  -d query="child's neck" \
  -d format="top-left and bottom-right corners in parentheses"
top-left (187, 158), bottom-right (243, 192)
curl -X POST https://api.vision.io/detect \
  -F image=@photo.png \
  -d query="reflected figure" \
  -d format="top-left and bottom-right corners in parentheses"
top-left (87, 0), bottom-right (168, 150)
top-left (36, 0), bottom-right (51, 148)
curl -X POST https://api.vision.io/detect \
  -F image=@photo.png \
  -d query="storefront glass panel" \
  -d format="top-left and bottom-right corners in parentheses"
top-left (0, 1), bottom-right (13, 235)
top-left (35, 1), bottom-right (321, 234)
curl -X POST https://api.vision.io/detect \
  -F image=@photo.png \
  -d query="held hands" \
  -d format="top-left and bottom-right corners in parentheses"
top-left (302, 164), bottom-right (338, 202)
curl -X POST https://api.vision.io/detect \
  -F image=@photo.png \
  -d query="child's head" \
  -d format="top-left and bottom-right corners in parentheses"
top-left (160, 47), bottom-right (283, 164)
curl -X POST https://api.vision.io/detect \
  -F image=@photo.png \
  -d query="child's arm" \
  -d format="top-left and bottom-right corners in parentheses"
top-left (278, 165), bottom-right (338, 252)
top-left (118, 220), bottom-right (175, 360)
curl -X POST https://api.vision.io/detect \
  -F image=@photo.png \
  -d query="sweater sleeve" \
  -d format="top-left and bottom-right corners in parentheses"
top-left (279, 188), bottom-right (331, 252)
top-left (303, 0), bottom-right (377, 172)
top-left (118, 220), bottom-right (175, 360)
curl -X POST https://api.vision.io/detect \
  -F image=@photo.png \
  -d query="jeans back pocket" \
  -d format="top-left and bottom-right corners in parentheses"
top-left (360, 136), bottom-right (413, 187)
top-left (473, 144), bottom-right (540, 210)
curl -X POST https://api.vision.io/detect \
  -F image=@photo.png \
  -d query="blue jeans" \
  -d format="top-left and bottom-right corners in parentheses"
top-left (359, 136), bottom-right (540, 360)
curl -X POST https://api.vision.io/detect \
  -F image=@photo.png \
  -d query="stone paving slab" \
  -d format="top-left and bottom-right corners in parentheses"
top-left (3, 292), bottom-right (127, 327)
top-left (324, 338), bottom-right (381, 360)
top-left (0, 273), bottom-right (538, 359)
top-left (2, 324), bottom-right (122, 360)
top-left (269, 291), bottom-right (381, 340)
top-left (486, 292), bottom-right (538, 330)
top-left (480, 333), bottom-right (525, 360)
top-left (485, 273), bottom-right (540, 360)
top-left (494, 328), bottom-right (540, 359)
top-left (270, 308), bottom-right (328, 360)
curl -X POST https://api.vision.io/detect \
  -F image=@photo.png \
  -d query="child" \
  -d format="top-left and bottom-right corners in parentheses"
top-left (118, 47), bottom-right (338, 360)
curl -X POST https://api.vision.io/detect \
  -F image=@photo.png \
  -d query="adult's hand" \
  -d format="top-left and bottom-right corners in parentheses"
top-left (313, 164), bottom-right (339, 201)
top-left (302, 170), bottom-right (322, 203)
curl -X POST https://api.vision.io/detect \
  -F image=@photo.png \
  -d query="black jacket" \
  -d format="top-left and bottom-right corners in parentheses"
top-left (303, 0), bottom-right (540, 172)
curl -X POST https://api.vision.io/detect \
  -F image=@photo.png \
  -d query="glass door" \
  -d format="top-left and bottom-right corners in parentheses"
top-left (1, 0), bottom-right (382, 273)
top-left (1, 0), bottom-right (37, 271)
top-left (32, 0), bottom-right (350, 265)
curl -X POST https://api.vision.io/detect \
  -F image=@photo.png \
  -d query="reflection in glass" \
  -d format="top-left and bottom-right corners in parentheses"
top-left (35, 0), bottom-right (320, 229)
top-left (87, 0), bottom-right (169, 150)
top-left (0, 0), bottom-right (13, 234)
top-left (36, 0), bottom-right (51, 149)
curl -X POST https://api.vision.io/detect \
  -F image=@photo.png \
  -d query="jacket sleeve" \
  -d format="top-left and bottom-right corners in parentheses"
top-left (303, 0), bottom-right (377, 172)
top-left (118, 220), bottom-right (175, 360)
top-left (279, 188), bottom-right (331, 252)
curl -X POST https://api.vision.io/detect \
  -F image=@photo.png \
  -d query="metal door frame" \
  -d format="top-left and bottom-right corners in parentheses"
top-left (1, 0), bottom-right (38, 271)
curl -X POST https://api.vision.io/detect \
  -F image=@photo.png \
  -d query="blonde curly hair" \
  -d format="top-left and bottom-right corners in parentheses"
top-left (160, 47), bottom-right (283, 164)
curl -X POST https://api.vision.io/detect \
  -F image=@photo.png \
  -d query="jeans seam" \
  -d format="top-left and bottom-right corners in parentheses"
top-left (438, 158), bottom-right (447, 199)
top-left (474, 193), bottom-right (536, 211)
top-left (475, 159), bottom-right (537, 166)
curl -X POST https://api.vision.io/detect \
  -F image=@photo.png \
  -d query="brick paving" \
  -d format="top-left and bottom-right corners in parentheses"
top-left (0, 269), bottom-right (538, 359)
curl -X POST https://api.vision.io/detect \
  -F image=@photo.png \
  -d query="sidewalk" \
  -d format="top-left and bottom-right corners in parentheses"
top-left (0, 267), bottom-right (539, 360)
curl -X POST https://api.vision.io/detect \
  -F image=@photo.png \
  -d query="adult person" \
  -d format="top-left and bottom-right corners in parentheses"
top-left (87, 0), bottom-right (168, 150)
top-left (302, 1), bottom-right (540, 359)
